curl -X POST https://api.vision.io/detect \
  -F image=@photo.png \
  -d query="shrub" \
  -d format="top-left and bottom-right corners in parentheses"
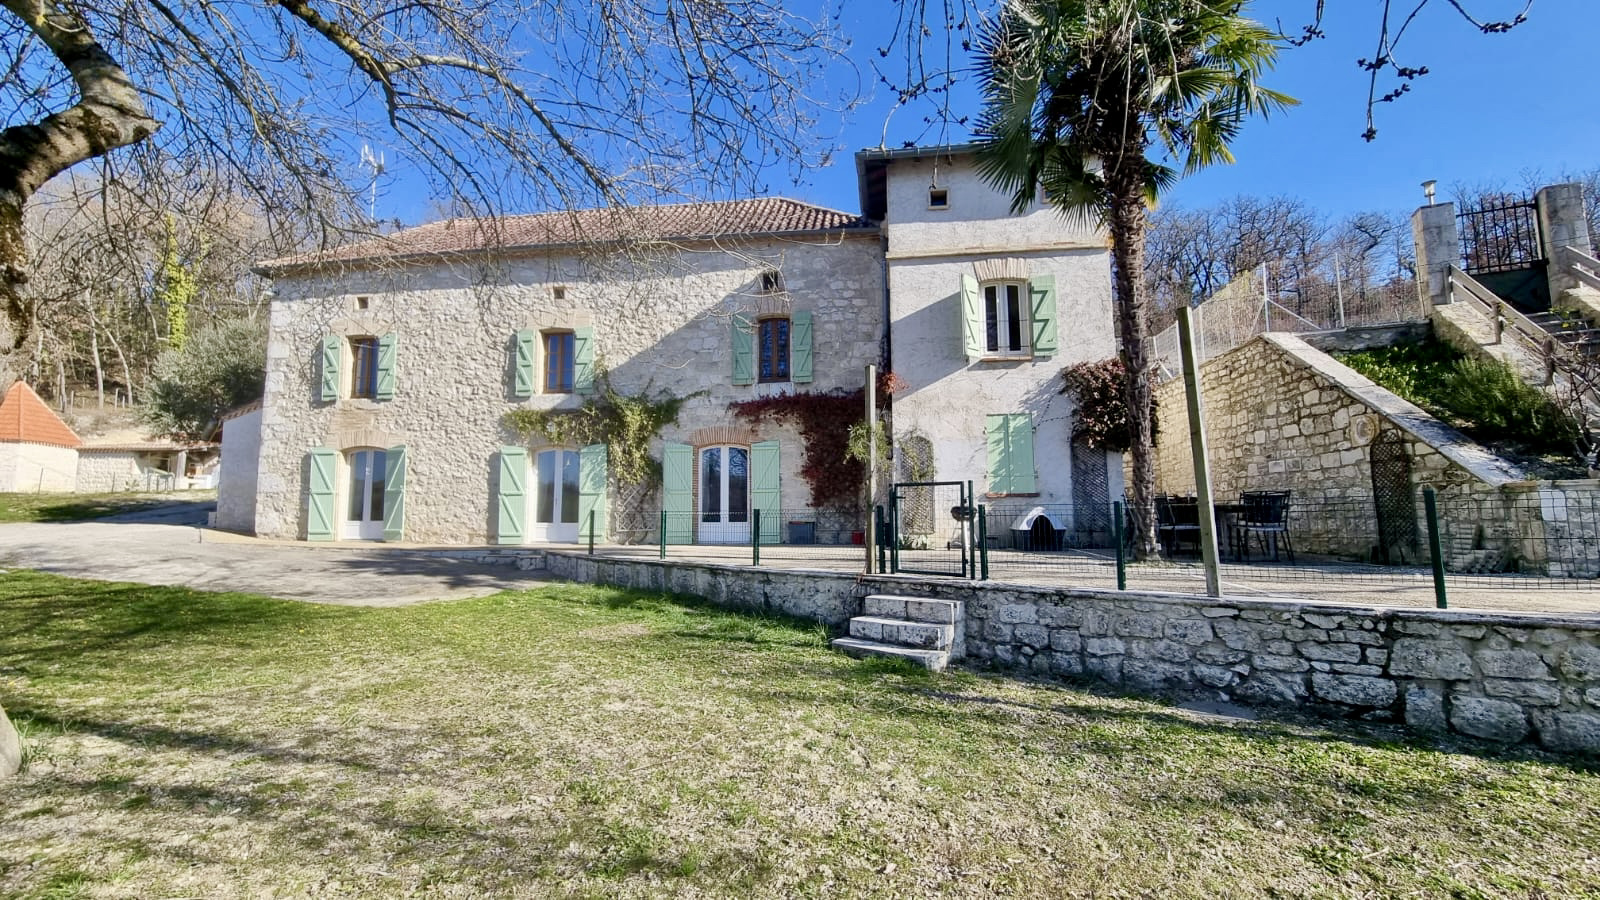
top-left (1061, 359), bottom-right (1155, 451)
top-left (1435, 358), bottom-right (1580, 452)
top-left (142, 317), bottom-right (266, 439)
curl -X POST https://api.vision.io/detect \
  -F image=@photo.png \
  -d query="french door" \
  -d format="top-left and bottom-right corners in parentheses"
top-left (699, 445), bottom-right (749, 543)
top-left (533, 448), bottom-right (581, 542)
top-left (342, 448), bottom-right (386, 540)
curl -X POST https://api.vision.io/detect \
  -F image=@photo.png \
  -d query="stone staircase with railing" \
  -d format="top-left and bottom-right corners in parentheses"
top-left (831, 594), bottom-right (965, 672)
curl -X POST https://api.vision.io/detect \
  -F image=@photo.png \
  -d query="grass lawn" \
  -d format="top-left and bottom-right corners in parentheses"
top-left (0, 491), bottom-right (212, 524)
top-left (1, 572), bottom-right (1597, 898)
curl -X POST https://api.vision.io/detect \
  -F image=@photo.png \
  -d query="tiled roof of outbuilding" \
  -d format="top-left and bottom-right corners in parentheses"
top-left (258, 197), bottom-right (875, 274)
top-left (0, 382), bottom-right (82, 448)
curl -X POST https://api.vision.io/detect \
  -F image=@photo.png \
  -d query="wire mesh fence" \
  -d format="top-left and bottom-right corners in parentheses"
top-left (1152, 269), bottom-right (1418, 379)
top-left (584, 490), bottom-right (1600, 614)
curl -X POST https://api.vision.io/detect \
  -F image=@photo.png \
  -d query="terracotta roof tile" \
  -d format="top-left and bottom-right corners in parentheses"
top-left (258, 197), bottom-right (875, 274)
top-left (0, 382), bottom-right (82, 448)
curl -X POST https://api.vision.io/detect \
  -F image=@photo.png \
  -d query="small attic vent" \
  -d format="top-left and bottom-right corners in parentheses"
top-left (760, 270), bottom-right (784, 294)
top-left (928, 187), bottom-right (949, 209)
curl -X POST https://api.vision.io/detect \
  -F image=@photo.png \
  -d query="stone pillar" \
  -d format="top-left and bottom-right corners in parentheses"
top-left (0, 703), bottom-right (20, 778)
top-left (1412, 201), bottom-right (1459, 316)
top-left (1536, 182), bottom-right (1593, 297)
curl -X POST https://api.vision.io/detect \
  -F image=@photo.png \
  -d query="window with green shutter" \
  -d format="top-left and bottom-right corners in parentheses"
top-left (1029, 275), bottom-right (1058, 355)
top-left (382, 445), bottom-right (407, 541)
top-left (750, 440), bottom-right (780, 542)
top-left (985, 413), bottom-right (1037, 495)
top-left (513, 330), bottom-right (536, 398)
top-left (573, 326), bottom-right (596, 394)
top-left (577, 443), bottom-right (608, 541)
top-left (731, 315), bottom-right (754, 385)
top-left (319, 335), bottom-right (341, 402)
top-left (662, 442), bottom-right (693, 543)
top-left (306, 448), bottom-right (338, 540)
top-left (375, 333), bottom-right (397, 400)
top-left (496, 447), bottom-right (528, 544)
top-left (960, 274), bottom-right (982, 361)
top-left (790, 311), bottom-right (813, 384)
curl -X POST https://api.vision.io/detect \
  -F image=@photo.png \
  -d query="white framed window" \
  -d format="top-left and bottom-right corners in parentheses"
top-left (983, 281), bottom-right (1029, 357)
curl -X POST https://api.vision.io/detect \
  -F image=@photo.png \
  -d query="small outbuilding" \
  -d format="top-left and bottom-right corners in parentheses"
top-left (0, 382), bottom-right (82, 492)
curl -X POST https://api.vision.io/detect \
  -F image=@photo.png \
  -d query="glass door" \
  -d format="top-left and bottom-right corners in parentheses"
top-left (532, 449), bottom-right (581, 542)
top-left (698, 446), bottom-right (749, 543)
top-left (342, 448), bottom-right (386, 540)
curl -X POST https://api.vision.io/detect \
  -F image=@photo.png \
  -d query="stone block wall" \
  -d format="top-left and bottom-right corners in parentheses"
top-left (1150, 332), bottom-right (1600, 574)
top-left (72, 451), bottom-right (149, 492)
top-left (544, 552), bottom-right (1600, 754)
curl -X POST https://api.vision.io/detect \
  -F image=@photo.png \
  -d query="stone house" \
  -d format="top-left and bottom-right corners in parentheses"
top-left (243, 145), bottom-right (1118, 545)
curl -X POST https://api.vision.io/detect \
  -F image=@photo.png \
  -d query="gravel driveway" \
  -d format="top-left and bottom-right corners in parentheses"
top-left (0, 501), bottom-right (544, 606)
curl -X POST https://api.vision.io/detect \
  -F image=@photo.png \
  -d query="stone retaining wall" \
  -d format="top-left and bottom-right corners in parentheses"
top-left (546, 552), bottom-right (1600, 754)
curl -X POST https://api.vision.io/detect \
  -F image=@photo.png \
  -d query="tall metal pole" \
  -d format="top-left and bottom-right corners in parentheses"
top-left (1334, 256), bottom-right (1347, 329)
top-left (865, 364), bottom-right (877, 575)
top-left (1261, 263), bottom-right (1271, 333)
top-left (1178, 307), bottom-right (1222, 598)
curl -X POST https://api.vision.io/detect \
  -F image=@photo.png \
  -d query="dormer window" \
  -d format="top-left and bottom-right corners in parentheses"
top-left (928, 187), bottom-right (949, 210)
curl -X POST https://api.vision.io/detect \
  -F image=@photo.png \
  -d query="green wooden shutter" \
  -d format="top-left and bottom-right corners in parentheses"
top-left (320, 335), bottom-right (341, 402)
top-left (382, 445), bottom-right (407, 541)
top-left (578, 443), bottom-right (608, 542)
top-left (662, 442), bottom-right (693, 544)
top-left (1029, 274), bottom-right (1058, 355)
top-left (496, 447), bottom-right (527, 544)
top-left (513, 329), bottom-right (536, 399)
top-left (573, 326), bottom-right (596, 394)
top-left (985, 415), bottom-right (1010, 495)
top-left (1007, 415), bottom-right (1036, 493)
top-left (375, 332), bottom-right (397, 400)
top-left (790, 311), bottom-right (813, 384)
top-left (306, 447), bottom-right (338, 541)
top-left (731, 315), bottom-right (754, 385)
top-left (960, 274), bottom-right (982, 361)
top-left (751, 440), bottom-right (781, 542)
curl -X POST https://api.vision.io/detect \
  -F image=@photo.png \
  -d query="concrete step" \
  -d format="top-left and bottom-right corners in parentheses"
top-left (847, 615), bottom-right (953, 650)
top-left (830, 637), bottom-right (949, 672)
top-left (862, 594), bottom-right (959, 624)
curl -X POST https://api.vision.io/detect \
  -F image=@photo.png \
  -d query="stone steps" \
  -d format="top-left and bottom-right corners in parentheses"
top-left (830, 594), bottom-right (964, 672)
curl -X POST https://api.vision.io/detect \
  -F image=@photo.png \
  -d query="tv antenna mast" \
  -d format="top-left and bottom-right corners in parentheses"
top-left (359, 142), bottom-right (385, 222)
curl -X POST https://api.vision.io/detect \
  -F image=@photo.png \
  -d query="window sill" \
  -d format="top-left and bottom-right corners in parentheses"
top-left (973, 355), bottom-right (1034, 364)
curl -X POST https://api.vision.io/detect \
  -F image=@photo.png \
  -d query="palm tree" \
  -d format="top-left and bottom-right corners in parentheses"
top-left (974, 0), bottom-right (1294, 558)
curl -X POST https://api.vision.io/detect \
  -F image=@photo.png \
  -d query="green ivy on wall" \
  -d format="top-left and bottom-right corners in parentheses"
top-left (502, 375), bottom-right (700, 489)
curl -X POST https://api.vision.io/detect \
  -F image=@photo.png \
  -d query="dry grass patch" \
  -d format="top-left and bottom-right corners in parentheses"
top-left (0, 570), bottom-right (1597, 898)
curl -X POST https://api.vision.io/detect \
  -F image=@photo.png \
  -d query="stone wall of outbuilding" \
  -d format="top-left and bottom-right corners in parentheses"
top-left (543, 552), bottom-right (1600, 755)
top-left (1151, 332), bottom-right (1600, 575)
top-left (0, 442), bottom-right (77, 492)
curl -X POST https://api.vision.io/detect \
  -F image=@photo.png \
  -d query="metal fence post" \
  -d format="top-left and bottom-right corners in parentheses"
top-left (1423, 486), bottom-right (1448, 609)
top-left (752, 507), bottom-right (761, 566)
top-left (1113, 500), bottom-right (1127, 591)
top-left (965, 481), bottom-right (975, 579)
top-left (977, 504), bottom-right (990, 581)
top-left (889, 492), bottom-right (900, 574)
top-left (875, 505), bottom-right (887, 574)
top-left (588, 510), bottom-right (595, 556)
top-left (659, 510), bottom-right (667, 559)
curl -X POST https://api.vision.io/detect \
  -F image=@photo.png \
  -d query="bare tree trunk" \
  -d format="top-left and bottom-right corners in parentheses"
top-left (107, 327), bottom-right (134, 406)
top-left (84, 300), bottom-right (105, 407)
top-left (0, 0), bottom-right (161, 363)
top-left (1107, 184), bottom-right (1159, 560)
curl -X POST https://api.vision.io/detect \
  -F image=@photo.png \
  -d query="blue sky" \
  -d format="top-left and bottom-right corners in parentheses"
top-left (788, 0), bottom-right (1600, 220)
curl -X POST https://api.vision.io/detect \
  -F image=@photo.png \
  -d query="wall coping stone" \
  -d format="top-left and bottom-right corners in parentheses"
top-left (1258, 333), bottom-right (1524, 485)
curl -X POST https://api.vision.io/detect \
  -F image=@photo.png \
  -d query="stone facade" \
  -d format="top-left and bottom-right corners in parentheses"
top-left (872, 152), bottom-right (1122, 522)
top-left (1151, 331), bottom-right (1600, 574)
top-left (251, 146), bottom-right (1119, 546)
top-left (544, 551), bottom-right (1600, 755)
top-left (74, 450), bottom-right (162, 493)
top-left (256, 232), bottom-right (885, 544)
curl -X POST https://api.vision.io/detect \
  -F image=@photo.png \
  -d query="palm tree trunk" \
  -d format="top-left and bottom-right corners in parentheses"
top-left (1106, 186), bottom-right (1159, 559)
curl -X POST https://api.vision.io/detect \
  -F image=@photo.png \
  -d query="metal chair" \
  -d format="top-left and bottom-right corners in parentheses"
top-left (1239, 491), bottom-right (1294, 562)
top-left (1155, 495), bottom-right (1201, 557)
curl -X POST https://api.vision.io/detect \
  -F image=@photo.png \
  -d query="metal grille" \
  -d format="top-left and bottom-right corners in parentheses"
top-left (889, 481), bottom-right (971, 577)
top-left (1370, 430), bottom-right (1419, 564)
top-left (1458, 197), bottom-right (1543, 275)
top-left (1070, 442), bottom-right (1111, 545)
